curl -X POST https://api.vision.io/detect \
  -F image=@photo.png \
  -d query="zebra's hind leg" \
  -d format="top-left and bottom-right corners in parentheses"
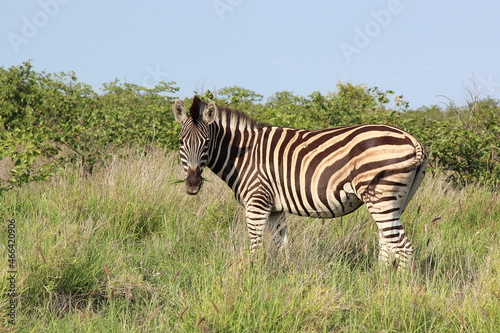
top-left (376, 218), bottom-right (413, 269)
top-left (363, 174), bottom-right (416, 269)
top-left (267, 212), bottom-right (289, 263)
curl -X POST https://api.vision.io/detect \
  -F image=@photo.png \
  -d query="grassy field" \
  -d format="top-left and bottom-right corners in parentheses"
top-left (1, 148), bottom-right (500, 332)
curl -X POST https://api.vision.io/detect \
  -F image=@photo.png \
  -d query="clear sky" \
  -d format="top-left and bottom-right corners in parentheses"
top-left (2, 0), bottom-right (500, 109)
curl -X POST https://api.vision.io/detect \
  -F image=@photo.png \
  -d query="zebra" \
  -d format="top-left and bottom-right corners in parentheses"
top-left (173, 95), bottom-right (427, 268)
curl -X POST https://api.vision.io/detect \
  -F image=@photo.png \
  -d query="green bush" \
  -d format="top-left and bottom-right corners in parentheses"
top-left (2, 62), bottom-right (499, 190)
top-left (0, 62), bottom-right (63, 192)
top-left (425, 98), bottom-right (500, 187)
top-left (1, 61), bottom-right (179, 192)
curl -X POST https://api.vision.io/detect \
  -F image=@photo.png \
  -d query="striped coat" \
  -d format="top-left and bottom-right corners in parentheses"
top-left (174, 96), bottom-right (427, 267)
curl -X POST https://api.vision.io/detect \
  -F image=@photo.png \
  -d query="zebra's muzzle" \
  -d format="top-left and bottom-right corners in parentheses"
top-left (185, 166), bottom-right (202, 195)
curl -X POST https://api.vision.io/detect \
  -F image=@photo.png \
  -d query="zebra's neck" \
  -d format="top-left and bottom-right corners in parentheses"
top-left (206, 106), bottom-right (261, 199)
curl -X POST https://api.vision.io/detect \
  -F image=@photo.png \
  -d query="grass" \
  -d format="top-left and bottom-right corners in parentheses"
top-left (1, 148), bottom-right (500, 332)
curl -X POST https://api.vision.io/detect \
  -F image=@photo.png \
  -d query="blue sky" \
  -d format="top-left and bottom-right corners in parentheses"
top-left (2, 0), bottom-right (500, 109)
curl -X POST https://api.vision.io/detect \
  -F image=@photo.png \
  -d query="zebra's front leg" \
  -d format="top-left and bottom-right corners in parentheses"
top-left (245, 203), bottom-right (272, 257)
top-left (267, 212), bottom-right (289, 263)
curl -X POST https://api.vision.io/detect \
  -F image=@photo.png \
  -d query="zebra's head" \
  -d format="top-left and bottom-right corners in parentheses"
top-left (173, 96), bottom-right (217, 195)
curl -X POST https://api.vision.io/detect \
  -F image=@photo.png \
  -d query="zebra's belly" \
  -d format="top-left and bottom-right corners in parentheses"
top-left (274, 187), bottom-right (364, 218)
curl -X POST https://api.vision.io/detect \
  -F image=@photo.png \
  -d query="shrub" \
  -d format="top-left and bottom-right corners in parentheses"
top-left (1, 62), bottom-right (179, 192)
top-left (2, 63), bottom-right (499, 190)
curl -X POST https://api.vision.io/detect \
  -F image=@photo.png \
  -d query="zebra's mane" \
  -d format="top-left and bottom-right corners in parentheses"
top-left (215, 104), bottom-right (266, 130)
top-left (189, 95), bottom-right (204, 121)
top-left (190, 95), bottom-right (265, 130)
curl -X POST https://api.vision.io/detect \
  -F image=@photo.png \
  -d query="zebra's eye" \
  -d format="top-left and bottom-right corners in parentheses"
top-left (179, 139), bottom-right (184, 145)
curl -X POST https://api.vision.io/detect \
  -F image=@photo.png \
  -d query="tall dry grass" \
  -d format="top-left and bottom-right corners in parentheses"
top-left (1, 148), bottom-right (499, 332)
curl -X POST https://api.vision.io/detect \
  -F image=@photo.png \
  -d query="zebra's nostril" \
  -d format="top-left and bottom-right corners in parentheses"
top-left (186, 172), bottom-right (201, 186)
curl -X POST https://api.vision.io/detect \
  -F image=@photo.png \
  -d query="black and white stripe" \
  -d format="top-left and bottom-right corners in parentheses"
top-left (173, 96), bottom-right (427, 267)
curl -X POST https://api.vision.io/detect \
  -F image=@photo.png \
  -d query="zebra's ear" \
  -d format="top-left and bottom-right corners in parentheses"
top-left (203, 101), bottom-right (217, 124)
top-left (173, 99), bottom-right (188, 123)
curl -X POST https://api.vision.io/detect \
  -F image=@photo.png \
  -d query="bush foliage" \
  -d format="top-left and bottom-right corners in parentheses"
top-left (1, 61), bottom-right (499, 192)
top-left (0, 62), bottom-right (179, 192)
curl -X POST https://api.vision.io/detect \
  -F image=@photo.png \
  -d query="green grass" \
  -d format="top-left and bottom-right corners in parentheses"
top-left (1, 149), bottom-right (500, 332)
